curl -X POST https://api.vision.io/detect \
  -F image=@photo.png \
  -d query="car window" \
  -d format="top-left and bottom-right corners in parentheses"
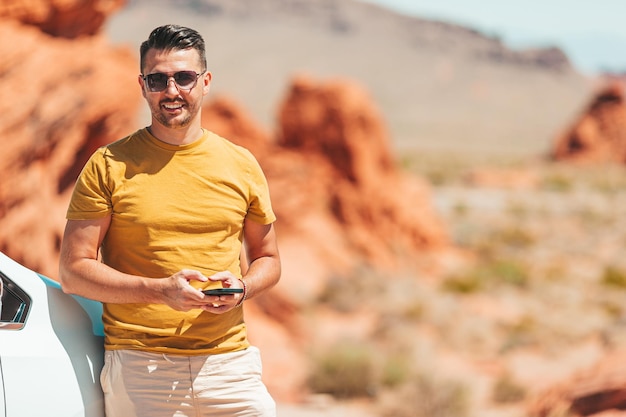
top-left (0, 272), bottom-right (31, 330)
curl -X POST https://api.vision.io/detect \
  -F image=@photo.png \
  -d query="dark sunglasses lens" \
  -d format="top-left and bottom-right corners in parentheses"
top-left (174, 71), bottom-right (198, 88)
top-left (146, 73), bottom-right (168, 91)
top-left (145, 72), bottom-right (199, 91)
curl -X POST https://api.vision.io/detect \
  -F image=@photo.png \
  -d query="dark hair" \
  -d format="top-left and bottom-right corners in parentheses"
top-left (139, 24), bottom-right (207, 73)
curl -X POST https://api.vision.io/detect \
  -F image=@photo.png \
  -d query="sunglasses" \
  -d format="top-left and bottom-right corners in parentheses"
top-left (142, 71), bottom-right (204, 92)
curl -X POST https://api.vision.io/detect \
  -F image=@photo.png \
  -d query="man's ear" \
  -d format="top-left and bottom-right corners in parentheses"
top-left (138, 74), bottom-right (147, 99)
top-left (202, 71), bottom-right (212, 95)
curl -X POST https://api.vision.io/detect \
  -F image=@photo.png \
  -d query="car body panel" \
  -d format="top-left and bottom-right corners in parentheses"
top-left (0, 252), bottom-right (105, 417)
top-left (0, 362), bottom-right (5, 417)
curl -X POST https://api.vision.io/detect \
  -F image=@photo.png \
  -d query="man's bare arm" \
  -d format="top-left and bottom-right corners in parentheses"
top-left (239, 219), bottom-right (281, 299)
top-left (59, 218), bottom-right (208, 310)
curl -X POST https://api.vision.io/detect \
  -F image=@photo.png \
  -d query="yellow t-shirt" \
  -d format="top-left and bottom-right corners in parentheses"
top-left (66, 128), bottom-right (276, 355)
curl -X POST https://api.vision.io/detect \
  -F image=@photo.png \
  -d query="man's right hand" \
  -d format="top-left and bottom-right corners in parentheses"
top-left (161, 269), bottom-right (209, 311)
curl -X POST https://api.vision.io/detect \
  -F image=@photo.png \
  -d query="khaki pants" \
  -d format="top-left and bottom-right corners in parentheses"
top-left (101, 347), bottom-right (276, 417)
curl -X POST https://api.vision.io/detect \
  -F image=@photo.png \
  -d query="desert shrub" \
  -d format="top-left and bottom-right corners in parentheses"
top-left (471, 226), bottom-right (537, 261)
top-left (541, 173), bottom-right (573, 192)
top-left (308, 340), bottom-right (376, 398)
top-left (601, 265), bottom-right (626, 289)
top-left (399, 153), bottom-right (467, 186)
top-left (402, 301), bottom-right (425, 320)
top-left (380, 354), bottom-right (412, 388)
top-left (575, 205), bottom-right (612, 226)
top-left (442, 259), bottom-right (529, 294)
top-left (453, 200), bottom-right (469, 216)
top-left (492, 373), bottom-right (527, 403)
top-left (499, 315), bottom-right (538, 352)
top-left (442, 270), bottom-right (484, 293)
top-left (493, 225), bottom-right (536, 249)
top-left (505, 201), bottom-right (529, 220)
top-left (486, 259), bottom-right (529, 287)
top-left (317, 265), bottom-right (385, 312)
top-left (316, 277), bottom-right (358, 312)
top-left (317, 266), bottom-right (427, 319)
top-left (587, 165), bottom-right (626, 194)
top-left (529, 406), bottom-right (576, 417)
top-left (602, 300), bottom-right (623, 318)
top-left (380, 373), bottom-right (470, 417)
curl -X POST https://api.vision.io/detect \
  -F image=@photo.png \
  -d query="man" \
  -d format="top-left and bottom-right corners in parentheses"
top-left (59, 24), bottom-right (280, 417)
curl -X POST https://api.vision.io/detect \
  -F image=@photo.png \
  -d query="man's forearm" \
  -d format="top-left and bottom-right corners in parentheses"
top-left (59, 256), bottom-right (161, 303)
top-left (241, 255), bottom-right (281, 300)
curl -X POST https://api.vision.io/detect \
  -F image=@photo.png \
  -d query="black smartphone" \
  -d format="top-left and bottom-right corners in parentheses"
top-left (202, 288), bottom-right (244, 296)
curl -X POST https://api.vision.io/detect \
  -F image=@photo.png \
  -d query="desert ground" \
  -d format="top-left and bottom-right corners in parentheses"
top-left (274, 152), bottom-right (626, 416)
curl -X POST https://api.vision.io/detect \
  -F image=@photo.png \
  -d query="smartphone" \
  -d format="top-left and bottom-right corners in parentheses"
top-left (202, 288), bottom-right (244, 296)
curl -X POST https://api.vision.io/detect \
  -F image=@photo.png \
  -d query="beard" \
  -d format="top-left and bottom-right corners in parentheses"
top-left (150, 98), bottom-right (198, 129)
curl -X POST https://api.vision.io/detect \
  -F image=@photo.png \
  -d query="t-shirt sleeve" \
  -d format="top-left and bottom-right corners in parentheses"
top-left (66, 147), bottom-right (113, 220)
top-left (245, 155), bottom-right (276, 225)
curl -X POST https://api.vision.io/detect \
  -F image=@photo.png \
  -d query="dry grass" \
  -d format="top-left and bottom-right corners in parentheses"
top-left (305, 156), bottom-right (626, 416)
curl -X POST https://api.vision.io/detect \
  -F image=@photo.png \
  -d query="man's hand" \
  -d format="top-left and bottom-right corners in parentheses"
top-left (161, 269), bottom-right (208, 311)
top-left (200, 271), bottom-right (244, 314)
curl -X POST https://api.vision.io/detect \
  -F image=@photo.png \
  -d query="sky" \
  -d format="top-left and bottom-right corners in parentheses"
top-left (361, 0), bottom-right (626, 74)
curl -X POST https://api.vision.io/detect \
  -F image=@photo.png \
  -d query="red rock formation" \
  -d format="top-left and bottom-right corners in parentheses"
top-left (275, 76), bottom-right (448, 266)
top-left (0, 0), bottom-right (126, 37)
top-left (279, 76), bottom-right (395, 184)
top-left (551, 82), bottom-right (626, 164)
top-left (204, 76), bottom-right (449, 271)
top-left (0, 7), bottom-right (140, 278)
top-left (201, 95), bottom-right (274, 158)
top-left (528, 350), bottom-right (626, 417)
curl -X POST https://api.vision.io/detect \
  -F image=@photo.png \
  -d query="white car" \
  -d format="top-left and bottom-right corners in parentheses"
top-left (0, 252), bottom-right (104, 417)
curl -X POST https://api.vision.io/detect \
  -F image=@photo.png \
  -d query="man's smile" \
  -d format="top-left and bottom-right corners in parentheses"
top-left (162, 102), bottom-right (185, 111)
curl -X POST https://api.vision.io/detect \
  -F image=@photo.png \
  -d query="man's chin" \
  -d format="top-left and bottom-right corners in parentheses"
top-left (157, 116), bottom-right (191, 129)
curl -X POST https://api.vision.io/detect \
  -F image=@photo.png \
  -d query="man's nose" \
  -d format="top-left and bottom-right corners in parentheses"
top-left (164, 77), bottom-right (180, 94)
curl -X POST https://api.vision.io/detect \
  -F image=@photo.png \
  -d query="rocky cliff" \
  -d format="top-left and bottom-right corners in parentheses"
top-left (0, 0), bottom-right (139, 277)
top-left (0, 0), bottom-right (125, 37)
top-left (551, 81), bottom-right (626, 164)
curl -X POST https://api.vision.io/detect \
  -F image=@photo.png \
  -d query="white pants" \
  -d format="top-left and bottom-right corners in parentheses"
top-left (101, 347), bottom-right (276, 417)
